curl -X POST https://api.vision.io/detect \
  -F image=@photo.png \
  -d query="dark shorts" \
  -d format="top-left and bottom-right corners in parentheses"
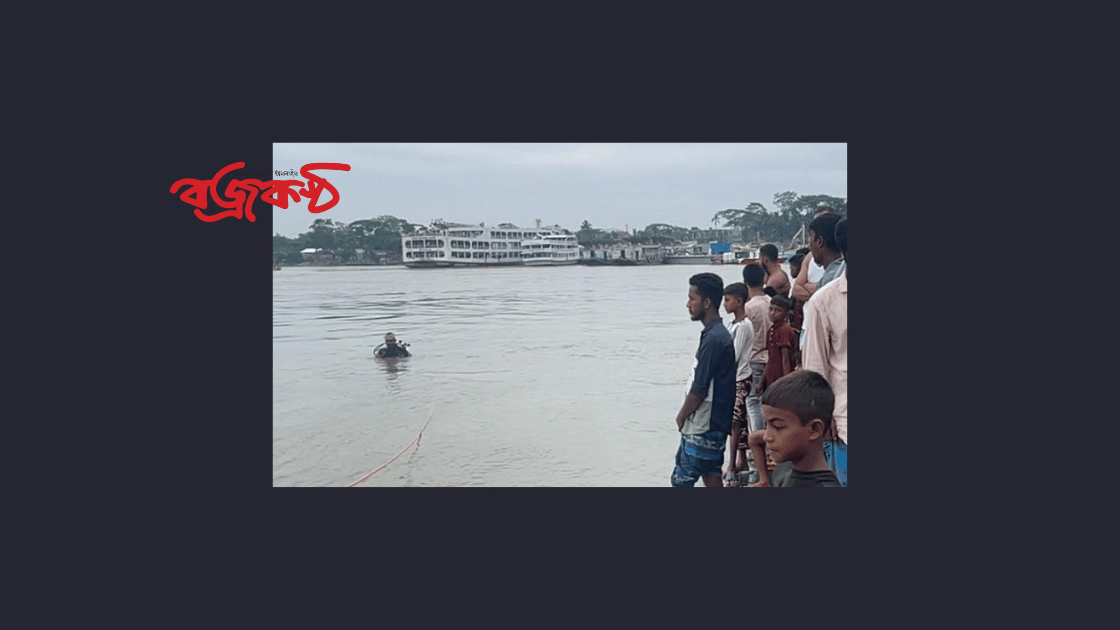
top-left (671, 429), bottom-right (727, 487)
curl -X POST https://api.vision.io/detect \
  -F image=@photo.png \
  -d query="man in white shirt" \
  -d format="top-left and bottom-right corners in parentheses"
top-left (801, 217), bottom-right (847, 487)
top-left (794, 210), bottom-right (844, 356)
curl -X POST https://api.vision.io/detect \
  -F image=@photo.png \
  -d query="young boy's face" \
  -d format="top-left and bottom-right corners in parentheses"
top-left (789, 264), bottom-right (801, 280)
top-left (762, 404), bottom-right (816, 464)
top-left (723, 294), bottom-right (743, 314)
top-left (768, 304), bottom-right (790, 324)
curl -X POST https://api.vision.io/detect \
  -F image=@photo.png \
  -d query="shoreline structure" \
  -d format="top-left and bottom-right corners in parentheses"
top-left (283, 220), bottom-right (796, 268)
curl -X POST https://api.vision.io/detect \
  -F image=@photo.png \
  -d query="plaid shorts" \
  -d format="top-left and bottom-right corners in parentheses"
top-left (732, 378), bottom-right (750, 427)
top-left (671, 429), bottom-right (727, 487)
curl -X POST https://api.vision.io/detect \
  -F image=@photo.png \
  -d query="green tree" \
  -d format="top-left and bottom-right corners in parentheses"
top-left (774, 192), bottom-right (847, 220)
top-left (305, 218), bottom-right (339, 250)
top-left (642, 223), bottom-right (692, 242)
top-left (286, 215), bottom-right (418, 263)
top-left (273, 233), bottom-right (305, 265)
top-left (712, 202), bottom-right (771, 242)
top-left (577, 219), bottom-right (607, 244)
top-left (796, 195), bottom-right (847, 216)
top-left (714, 194), bottom-right (845, 248)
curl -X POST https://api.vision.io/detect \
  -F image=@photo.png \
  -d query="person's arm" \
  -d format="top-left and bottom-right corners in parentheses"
top-left (734, 320), bottom-right (752, 367)
top-left (750, 328), bottom-right (764, 396)
top-left (801, 300), bottom-right (827, 376)
top-left (801, 300), bottom-right (838, 442)
top-left (792, 253), bottom-right (817, 302)
top-left (781, 345), bottom-right (792, 377)
top-left (724, 419), bottom-right (741, 480)
top-left (745, 430), bottom-right (771, 487)
top-left (675, 393), bottom-right (704, 431)
top-left (768, 271), bottom-right (790, 298)
top-left (776, 272), bottom-right (791, 298)
top-left (678, 336), bottom-right (716, 430)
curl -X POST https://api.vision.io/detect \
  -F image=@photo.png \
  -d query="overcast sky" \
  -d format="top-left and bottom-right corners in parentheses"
top-left (271, 143), bottom-right (846, 238)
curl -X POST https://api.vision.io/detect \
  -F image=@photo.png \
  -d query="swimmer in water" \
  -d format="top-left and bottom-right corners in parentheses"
top-left (375, 333), bottom-right (411, 358)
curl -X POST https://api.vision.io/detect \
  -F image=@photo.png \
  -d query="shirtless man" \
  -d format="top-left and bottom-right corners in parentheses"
top-left (758, 244), bottom-right (790, 298)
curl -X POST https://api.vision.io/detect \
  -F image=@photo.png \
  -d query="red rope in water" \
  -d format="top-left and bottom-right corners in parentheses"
top-left (347, 406), bottom-right (435, 487)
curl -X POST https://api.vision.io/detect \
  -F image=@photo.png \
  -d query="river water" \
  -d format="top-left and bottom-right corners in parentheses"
top-left (273, 261), bottom-right (790, 487)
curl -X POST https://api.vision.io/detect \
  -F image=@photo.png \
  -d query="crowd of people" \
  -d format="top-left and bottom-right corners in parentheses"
top-left (671, 208), bottom-right (847, 487)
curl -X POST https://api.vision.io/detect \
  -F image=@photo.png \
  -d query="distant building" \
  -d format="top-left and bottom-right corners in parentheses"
top-left (581, 242), bottom-right (663, 262)
top-left (688, 227), bottom-right (739, 242)
top-left (300, 248), bottom-right (335, 264)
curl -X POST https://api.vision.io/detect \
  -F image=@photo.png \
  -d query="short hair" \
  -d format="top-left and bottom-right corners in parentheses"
top-left (770, 295), bottom-right (793, 311)
top-left (759, 243), bottom-right (778, 262)
top-left (815, 205), bottom-right (834, 217)
top-left (788, 254), bottom-right (804, 268)
top-left (760, 370), bottom-right (833, 432)
top-left (835, 217), bottom-right (847, 258)
top-left (689, 273), bottom-right (724, 310)
top-left (809, 212), bottom-right (842, 253)
top-left (384, 332), bottom-right (396, 341)
top-left (796, 247), bottom-right (811, 256)
top-left (723, 282), bottom-right (748, 300)
top-left (742, 263), bottom-right (765, 288)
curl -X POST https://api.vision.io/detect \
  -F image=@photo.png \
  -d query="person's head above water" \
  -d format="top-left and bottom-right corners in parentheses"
top-left (384, 333), bottom-right (398, 346)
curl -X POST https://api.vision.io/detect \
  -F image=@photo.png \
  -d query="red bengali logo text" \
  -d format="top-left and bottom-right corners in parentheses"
top-left (170, 162), bottom-right (351, 222)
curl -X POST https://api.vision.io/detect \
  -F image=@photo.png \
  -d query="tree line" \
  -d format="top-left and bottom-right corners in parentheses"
top-left (273, 191), bottom-right (846, 264)
top-left (711, 191), bottom-right (847, 246)
top-left (273, 216), bottom-right (419, 264)
top-left (579, 191), bottom-right (847, 248)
